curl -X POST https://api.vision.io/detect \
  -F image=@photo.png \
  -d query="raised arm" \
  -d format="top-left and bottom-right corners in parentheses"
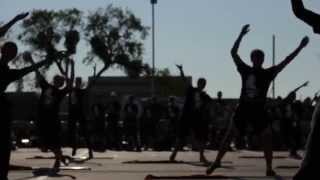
top-left (275, 36), bottom-right (309, 73)
top-left (0, 12), bottom-right (29, 37)
top-left (291, 0), bottom-right (320, 34)
top-left (175, 64), bottom-right (190, 85)
top-left (22, 52), bottom-right (48, 84)
top-left (231, 24), bottom-right (250, 68)
top-left (17, 52), bottom-right (51, 80)
top-left (291, 81), bottom-right (309, 94)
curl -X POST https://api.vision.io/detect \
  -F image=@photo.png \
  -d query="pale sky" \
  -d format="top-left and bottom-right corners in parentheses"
top-left (1, 0), bottom-right (320, 99)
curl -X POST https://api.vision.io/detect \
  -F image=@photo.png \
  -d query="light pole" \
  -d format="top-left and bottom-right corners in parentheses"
top-left (151, 0), bottom-right (157, 96)
top-left (272, 35), bottom-right (276, 99)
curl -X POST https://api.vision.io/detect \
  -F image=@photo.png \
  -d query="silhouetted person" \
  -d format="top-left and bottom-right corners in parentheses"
top-left (166, 96), bottom-right (180, 145)
top-left (91, 103), bottom-right (107, 152)
top-left (33, 58), bottom-right (74, 172)
top-left (291, 1), bottom-right (320, 179)
top-left (143, 96), bottom-right (163, 150)
top-left (68, 77), bottom-right (93, 158)
top-left (170, 65), bottom-right (212, 164)
top-left (281, 81), bottom-right (308, 160)
top-left (106, 92), bottom-right (121, 150)
top-left (291, 0), bottom-right (320, 34)
top-left (0, 47), bottom-right (50, 180)
top-left (123, 95), bottom-right (141, 151)
top-left (206, 24), bottom-right (309, 176)
top-left (209, 91), bottom-right (231, 150)
top-left (294, 100), bottom-right (320, 180)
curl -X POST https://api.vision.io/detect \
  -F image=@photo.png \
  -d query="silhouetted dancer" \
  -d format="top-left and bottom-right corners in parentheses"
top-left (206, 24), bottom-right (309, 176)
top-left (166, 96), bottom-right (180, 147)
top-left (106, 92), bottom-right (121, 150)
top-left (30, 57), bottom-right (74, 173)
top-left (0, 48), bottom-right (51, 180)
top-left (68, 77), bottom-right (93, 159)
top-left (124, 95), bottom-right (141, 151)
top-left (281, 81), bottom-right (308, 160)
top-left (143, 96), bottom-right (163, 150)
top-left (291, 0), bottom-right (320, 34)
top-left (209, 91), bottom-right (231, 150)
top-left (91, 103), bottom-right (106, 151)
top-left (293, 100), bottom-right (320, 180)
top-left (291, 1), bottom-right (320, 179)
top-left (170, 64), bottom-right (212, 164)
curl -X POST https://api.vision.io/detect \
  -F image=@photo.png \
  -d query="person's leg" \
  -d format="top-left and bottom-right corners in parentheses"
top-left (170, 117), bottom-right (188, 161)
top-left (80, 118), bottom-right (93, 158)
top-left (68, 108), bottom-right (78, 156)
top-left (294, 102), bottom-right (320, 179)
top-left (170, 138), bottom-right (182, 161)
top-left (194, 116), bottom-right (209, 164)
top-left (52, 148), bottom-right (62, 172)
top-left (198, 140), bottom-right (209, 164)
top-left (206, 119), bottom-right (235, 175)
top-left (260, 126), bottom-right (276, 176)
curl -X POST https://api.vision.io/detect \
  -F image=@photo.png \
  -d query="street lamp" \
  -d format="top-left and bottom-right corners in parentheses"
top-left (150, 0), bottom-right (157, 96)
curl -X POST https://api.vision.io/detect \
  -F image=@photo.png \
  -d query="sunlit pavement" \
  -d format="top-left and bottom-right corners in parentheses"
top-left (9, 148), bottom-right (302, 180)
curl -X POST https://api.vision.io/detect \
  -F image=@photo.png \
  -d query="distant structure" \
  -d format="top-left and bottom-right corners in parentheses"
top-left (87, 76), bottom-right (192, 104)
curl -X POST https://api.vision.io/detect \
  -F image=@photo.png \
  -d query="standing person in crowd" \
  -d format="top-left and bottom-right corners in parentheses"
top-left (0, 12), bottom-right (50, 179)
top-left (26, 53), bottom-right (74, 172)
top-left (166, 96), bottom-right (181, 146)
top-left (169, 64), bottom-right (212, 164)
top-left (209, 91), bottom-right (231, 150)
top-left (280, 81), bottom-right (308, 160)
top-left (91, 102), bottom-right (107, 152)
top-left (124, 95), bottom-right (141, 151)
top-left (206, 24), bottom-right (309, 176)
top-left (68, 77), bottom-right (93, 159)
top-left (142, 97), bottom-right (163, 150)
top-left (106, 92), bottom-right (122, 150)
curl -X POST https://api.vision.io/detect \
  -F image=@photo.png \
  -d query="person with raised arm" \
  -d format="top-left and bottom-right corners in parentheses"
top-left (169, 64), bottom-right (212, 164)
top-left (24, 53), bottom-right (74, 173)
top-left (206, 24), bottom-right (309, 176)
top-left (68, 76), bottom-right (94, 159)
top-left (0, 45), bottom-right (51, 180)
top-left (291, 0), bottom-right (320, 34)
top-left (280, 81), bottom-right (309, 160)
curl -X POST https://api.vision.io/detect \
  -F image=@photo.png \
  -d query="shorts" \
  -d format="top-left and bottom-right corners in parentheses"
top-left (234, 102), bottom-right (270, 136)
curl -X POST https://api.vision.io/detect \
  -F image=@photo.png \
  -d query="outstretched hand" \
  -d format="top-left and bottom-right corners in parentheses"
top-left (300, 36), bottom-right (309, 48)
top-left (302, 81), bottom-right (309, 87)
top-left (14, 12), bottom-right (29, 21)
top-left (240, 24), bottom-right (250, 36)
top-left (175, 64), bottom-right (183, 70)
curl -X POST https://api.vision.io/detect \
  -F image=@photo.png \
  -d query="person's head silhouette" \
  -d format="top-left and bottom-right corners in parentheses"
top-left (288, 92), bottom-right (297, 102)
top-left (53, 75), bottom-right (65, 88)
top-left (197, 78), bottom-right (207, 90)
top-left (75, 77), bottom-right (82, 88)
top-left (1, 41), bottom-right (18, 65)
top-left (250, 49), bottom-right (264, 68)
top-left (217, 91), bottom-right (223, 99)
